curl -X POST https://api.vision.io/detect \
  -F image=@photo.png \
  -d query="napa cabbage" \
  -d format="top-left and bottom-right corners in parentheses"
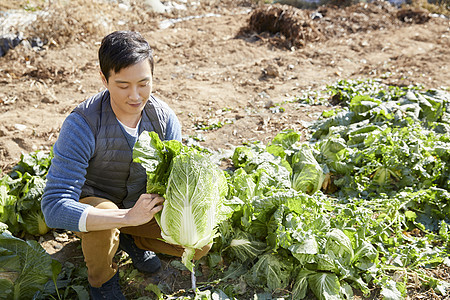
top-left (156, 151), bottom-right (229, 271)
top-left (133, 131), bottom-right (230, 272)
top-left (0, 151), bottom-right (52, 236)
top-left (291, 144), bottom-right (325, 195)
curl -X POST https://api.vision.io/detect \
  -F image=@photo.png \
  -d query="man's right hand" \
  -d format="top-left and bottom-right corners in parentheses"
top-left (125, 193), bottom-right (164, 226)
top-left (84, 194), bottom-right (164, 231)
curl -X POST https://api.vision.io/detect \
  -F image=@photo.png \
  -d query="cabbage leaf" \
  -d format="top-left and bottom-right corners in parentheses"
top-left (0, 233), bottom-right (61, 300)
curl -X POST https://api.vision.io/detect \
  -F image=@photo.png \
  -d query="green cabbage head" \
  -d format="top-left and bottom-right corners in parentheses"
top-left (155, 151), bottom-right (228, 272)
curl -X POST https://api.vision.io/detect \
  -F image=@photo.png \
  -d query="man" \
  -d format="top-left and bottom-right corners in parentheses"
top-left (42, 31), bottom-right (209, 299)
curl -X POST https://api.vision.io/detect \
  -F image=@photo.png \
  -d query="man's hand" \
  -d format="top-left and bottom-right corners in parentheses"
top-left (125, 193), bottom-right (164, 226)
top-left (84, 194), bottom-right (164, 231)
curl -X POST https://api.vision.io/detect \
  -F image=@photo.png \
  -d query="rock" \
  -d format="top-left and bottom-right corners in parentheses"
top-left (265, 64), bottom-right (279, 77)
top-left (264, 100), bottom-right (274, 108)
top-left (310, 11), bottom-right (323, 20)
top-left (143, 0), bottom-right (168, 13)
top-left (14, 124), bottom-right (27, 131)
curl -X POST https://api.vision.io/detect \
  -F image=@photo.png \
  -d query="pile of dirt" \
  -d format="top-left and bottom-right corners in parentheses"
top-left (238, 1), bottom-right (436, 49)
top-left (239, 4), bottom-right (321, 48)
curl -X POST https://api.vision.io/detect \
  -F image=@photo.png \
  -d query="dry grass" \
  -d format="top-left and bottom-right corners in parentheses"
top-left (3, 0), bottom-right (160, 49)
top-left (23, 0), bottom-right (136, 47)
top-left (409, 0), bottom-right (450, 15)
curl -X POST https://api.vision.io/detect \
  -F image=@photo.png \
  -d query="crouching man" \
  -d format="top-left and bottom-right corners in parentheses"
top-left (42, 30), bottom-right (210, 299)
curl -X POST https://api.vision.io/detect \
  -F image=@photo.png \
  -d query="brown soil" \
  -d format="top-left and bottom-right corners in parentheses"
top-left (1, 0), bottom-right (449, 298)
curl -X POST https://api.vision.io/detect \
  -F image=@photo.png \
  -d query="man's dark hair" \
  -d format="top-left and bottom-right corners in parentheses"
top-left (99, 31), bottom-right (154, 81)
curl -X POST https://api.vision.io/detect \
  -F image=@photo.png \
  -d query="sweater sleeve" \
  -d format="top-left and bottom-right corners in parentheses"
top-left (164, 107), bottom-right (182, 142)
top-left (41, 112), bottom-right (95, 232)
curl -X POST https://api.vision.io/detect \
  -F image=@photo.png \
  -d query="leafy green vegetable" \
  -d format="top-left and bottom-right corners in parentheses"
top-left (133, 131), bottom-right (184, 194)
top-left (246, 253), bottom-right (293, 292)
top-left (232, 146), bottom-right (255, 168)
top-left (206, 81), bottom-right (450, 300)
top-left (133, 131), bottom-right (229, 272)
top-left (308, 272), bottom-right (341, 300)
top-left (21, 209), bottom-right (50, 236)
top-left (222, 230), bottom-right (268, 263)
top-left (158, 151), bottom-right (228, 271)
top-left (0, 232), bottom-right (61, 300)
top-left (291, 144), bottom-right (325, 195)
top-left (0, 151), bottom-right (52, 236)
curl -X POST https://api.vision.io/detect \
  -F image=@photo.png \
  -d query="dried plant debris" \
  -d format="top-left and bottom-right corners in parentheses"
top-left (238, 4), bottom-right (321, 49)
top-left (1, 0), bottom-right (156, 54)
top-left (238, 1), bottom-right (433, 49)
top-left (276, 0), bottom-right (362, 9)
top-left (397, 7), bottom-right (431, 23)
top-left (24, 0), bottom-right (139, 47)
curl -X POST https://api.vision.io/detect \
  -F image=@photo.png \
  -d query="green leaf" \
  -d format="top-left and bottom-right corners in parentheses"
top-left (289, 237), bottom-right (319, 257)
top-left (325, 229), bottom-right (354, 264)
top-left (380, 280), bottom-right (402, 300)
top-left (21, 209), bottom-right (50, 236)
top-left (222, 262), bottom-right (247, 281)
top-left (0, 233), bottom-right (61, 300)
top-left (228, 168), bottom-right (256, 201)
top-left (308, 272), bottom-right (341, 300)
top-left (439, 220), bottom-right (449, 239)
top-left (291, 144), bottom-right (325, 195)
top-left (224, 231), bottom-right (267, 263)
top-left (349, 95), bottom-right (382, 114)
top-left (292, 269), bottom-right (315, 299)
top-left (232, 146), bottom-right (256, 168)
top-left (70, 285), bottom-right (89, 300)
top-left (207, 252), bottom-right (222, 268)
top-left (267, 130), bottom-right (301, 153)
top-left (145, 283), bottom-right (163, 299)
top-left (247, 253), bottom-right (293, 291)
top-left (340, 282), bottom-right (354, 299)
top-left (133, 131), bottom-right (185, 194)
top-left (316, 254), bottom-right (337, 272)
top-left (404, 210), bottom-right (417, 222)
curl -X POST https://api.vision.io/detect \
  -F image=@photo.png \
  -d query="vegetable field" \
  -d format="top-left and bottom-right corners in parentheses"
top-left (1, 0), bottom-right (449, 299)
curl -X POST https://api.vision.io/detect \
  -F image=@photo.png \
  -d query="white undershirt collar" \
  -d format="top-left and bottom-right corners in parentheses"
top-left (117, 118), bottom-right (141, 137)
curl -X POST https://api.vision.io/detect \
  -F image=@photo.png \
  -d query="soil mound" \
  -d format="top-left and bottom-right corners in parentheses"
top-left (238, 1), bottom-right (434, 49)
top-left (240, 4), bottom-right (321, 48)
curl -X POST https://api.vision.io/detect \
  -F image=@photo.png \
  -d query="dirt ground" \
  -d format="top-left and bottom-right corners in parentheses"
top-left (0, 0), bottom-right (449, 298)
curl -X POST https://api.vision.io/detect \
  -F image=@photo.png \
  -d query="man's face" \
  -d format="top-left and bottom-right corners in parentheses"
top-left (101, 59), bottom-right (153, 126)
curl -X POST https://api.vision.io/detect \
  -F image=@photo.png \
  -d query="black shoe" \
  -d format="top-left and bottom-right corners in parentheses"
top-left (119, 233), bottom-right (161, 273)
top-left (90, 270), bottom-right (126, 300)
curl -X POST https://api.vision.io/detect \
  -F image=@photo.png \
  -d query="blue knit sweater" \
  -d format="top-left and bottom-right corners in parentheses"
top-left (41, 100), bottom-right (181, 232)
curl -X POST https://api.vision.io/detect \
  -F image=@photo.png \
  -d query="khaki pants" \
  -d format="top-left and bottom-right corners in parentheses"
top-left (76, 197), bottom-right (211, 287)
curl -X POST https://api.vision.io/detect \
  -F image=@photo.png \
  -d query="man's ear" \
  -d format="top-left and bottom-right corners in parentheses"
top-left (100, 71), bottom-right (108, 88)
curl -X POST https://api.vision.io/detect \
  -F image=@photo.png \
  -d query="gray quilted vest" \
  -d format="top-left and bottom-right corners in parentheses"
top-left (72, 90), bottom-right (170, 208)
